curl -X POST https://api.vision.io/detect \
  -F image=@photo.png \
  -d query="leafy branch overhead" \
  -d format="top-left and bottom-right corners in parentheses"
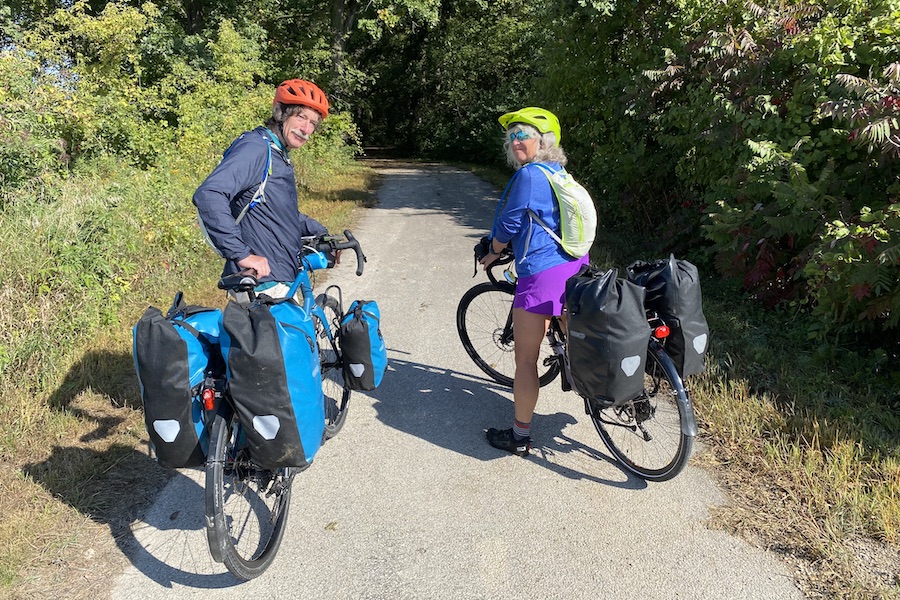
top-left (820, 64), bottom-right (900, 158)
top-left (1, 0), bottom-right (899, 348)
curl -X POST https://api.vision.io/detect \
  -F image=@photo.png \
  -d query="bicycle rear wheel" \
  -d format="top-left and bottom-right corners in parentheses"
top-left (205, 412), bottom-right (293, 579)
top-left (588, 341), bottom-right (695, 482)
top-left (315, 294), bottom-right (351, 439)
top-left (456, 282), bottom-right (559, 388)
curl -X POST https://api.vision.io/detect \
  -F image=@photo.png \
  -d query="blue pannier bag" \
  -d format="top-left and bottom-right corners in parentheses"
top-left (340, 300), bottom-right (387, 391)
top-left (132, 292), bottom-right (223, 468)
top-left (220, 296), bottom-right (324, 470)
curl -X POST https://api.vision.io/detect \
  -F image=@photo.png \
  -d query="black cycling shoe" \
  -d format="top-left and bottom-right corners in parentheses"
top-left (486, 427), bottom-right (531, 457)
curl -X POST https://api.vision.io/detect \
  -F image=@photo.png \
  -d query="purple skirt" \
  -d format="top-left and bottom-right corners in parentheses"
top-left (513, 255), bottom-right (590, 316)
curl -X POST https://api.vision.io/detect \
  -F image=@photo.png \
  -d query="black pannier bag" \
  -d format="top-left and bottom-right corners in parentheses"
top-left (626, 254), bottom-right (709, 377)
top-left (565, 267), bottom-right (651, 406)
top-left (132, 293), bottom-right (223, 468)
top-left (220, 297), bottom-right (324, 470)
top-left (339, 300), bottom-right (387, 391)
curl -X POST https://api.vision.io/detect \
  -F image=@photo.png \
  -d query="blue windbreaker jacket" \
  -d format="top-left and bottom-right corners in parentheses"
top-left (193, 127), bottom-right (327, 283)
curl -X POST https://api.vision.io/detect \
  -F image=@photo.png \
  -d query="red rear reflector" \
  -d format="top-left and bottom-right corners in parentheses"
top-left (202, 388), bottom-right (216, 411)
top-left (654, 325), bottom-right (670, 339)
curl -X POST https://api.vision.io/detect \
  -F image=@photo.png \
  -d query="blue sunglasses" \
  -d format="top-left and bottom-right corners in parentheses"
top-left (508, 131), bottom-right (534, 142)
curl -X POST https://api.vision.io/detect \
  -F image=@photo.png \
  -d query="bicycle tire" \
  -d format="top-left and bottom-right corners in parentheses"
top-left (456, 281), bottom-right (559, 388)
top-left (588, 341), bottom-right (695, 482)
top-left (315, 294), bottom-right (351, 439)
top-left (205, 412), bottom-right (293, 579)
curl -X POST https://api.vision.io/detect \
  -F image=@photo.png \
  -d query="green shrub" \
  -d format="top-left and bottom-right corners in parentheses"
top-left (0, 43), bottom-right (71, 192)
top-left (540, 0), bottom-right (900, 347)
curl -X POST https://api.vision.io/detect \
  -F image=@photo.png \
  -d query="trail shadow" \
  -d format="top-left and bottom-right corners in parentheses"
top-left (369, 353), bottom-right (646, 490)
top-left (46, 349), bottom-right (142, 444)
top-left (23, 446), bottom-right (242, 589)
top-left (32, 350), bottom-right (247, 589)
top-left (48, 350), bottom-right (140, 411)
top-left (366, 162), bottom-right (500, 236)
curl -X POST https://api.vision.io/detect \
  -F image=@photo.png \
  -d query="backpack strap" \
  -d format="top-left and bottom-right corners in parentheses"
top-left (233, 130), bottom-right (278, 225)
top-left (491, 163), bottom-right (565, 261)
top-left (526, 163), bottom-right (565, 249)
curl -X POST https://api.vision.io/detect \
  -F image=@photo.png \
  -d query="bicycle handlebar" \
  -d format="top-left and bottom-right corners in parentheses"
top-left (312, 229), bottom-right (366, 276)
top-left (218, 230), bottom-right (366, 292)
top-left (472, 236), bottom-right (514, 286)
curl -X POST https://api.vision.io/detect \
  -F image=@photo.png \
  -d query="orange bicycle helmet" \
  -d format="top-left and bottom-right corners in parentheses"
top-left (274, 79), bottom-right (329, 119)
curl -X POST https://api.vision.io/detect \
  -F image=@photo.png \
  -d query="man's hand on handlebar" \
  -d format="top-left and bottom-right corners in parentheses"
top-left (237, 254), bottom-right (270, 278)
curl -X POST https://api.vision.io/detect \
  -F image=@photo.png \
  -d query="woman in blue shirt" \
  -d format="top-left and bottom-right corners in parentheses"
top-left (480, 107), bottom-right (591, 456)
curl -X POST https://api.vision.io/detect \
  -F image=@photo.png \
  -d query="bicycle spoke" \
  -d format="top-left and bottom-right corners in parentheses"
top-left (457, 282), bottom-right (558, 387)
top-left (588, 344), bottom-right (693, 482)
top-left (206, 415), bottom-right (292, 579)
top-left (316, 295), bottom-right (351, 439)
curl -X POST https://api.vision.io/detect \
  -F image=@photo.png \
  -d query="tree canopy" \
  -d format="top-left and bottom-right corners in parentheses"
top-left (2, 0), bottom-right (899, 349)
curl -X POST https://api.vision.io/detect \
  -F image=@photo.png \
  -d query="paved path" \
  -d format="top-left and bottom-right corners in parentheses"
top-left (112, 162), bottom-right (803, 599)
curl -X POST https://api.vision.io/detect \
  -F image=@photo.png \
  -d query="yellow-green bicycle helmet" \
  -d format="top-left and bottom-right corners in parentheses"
top-left (498, 107), bottom-right (561, 144)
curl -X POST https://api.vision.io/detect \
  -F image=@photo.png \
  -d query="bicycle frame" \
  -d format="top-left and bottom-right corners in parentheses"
top-left (202, 248), bottom-right (336, 415)
top-left (204, 231), bottom-right (364, 578)
top-left (288, 249), bottom-right (339, 347)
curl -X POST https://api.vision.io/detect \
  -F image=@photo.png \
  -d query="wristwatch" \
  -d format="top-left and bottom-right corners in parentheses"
top-left (488, 245), bottom-right (501, 255)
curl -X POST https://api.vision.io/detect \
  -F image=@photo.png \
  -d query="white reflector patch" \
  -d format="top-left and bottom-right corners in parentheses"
top-left (620, 355), bottom-right (641, 377)
top-left (253, 415), bottom-right (281, 440)
top-left (693, 333), bottom-right (708, 354)
top-left (349, 363), bottom-right (366, 377)
top-left (153, 420), bottom-right (181, 443)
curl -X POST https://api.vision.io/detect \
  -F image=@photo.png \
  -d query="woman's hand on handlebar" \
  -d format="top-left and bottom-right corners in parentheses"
top-left (237, 254), bottom-right (270, 278)
top-left (478, 238), bottom-right (508, 270)
top-left (479, 252), bottom-right (500, 270)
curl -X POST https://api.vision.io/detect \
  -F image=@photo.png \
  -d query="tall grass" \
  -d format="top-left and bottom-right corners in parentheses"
top-left (669, 273), bottom-right (898, 598)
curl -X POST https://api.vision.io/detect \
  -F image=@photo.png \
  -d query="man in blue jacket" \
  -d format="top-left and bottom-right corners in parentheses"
top-left (194, 78), bottom-right (332, 297)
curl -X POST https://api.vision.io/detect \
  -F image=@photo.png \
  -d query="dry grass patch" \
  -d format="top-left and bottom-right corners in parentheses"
top-left (689, 344), bottom-right (900, 599)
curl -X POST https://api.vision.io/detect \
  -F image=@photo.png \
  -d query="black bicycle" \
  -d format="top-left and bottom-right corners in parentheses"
top-left (456, 244), bottom-right (696, 482)
top-left (203, 231), bottom-right (365, 579)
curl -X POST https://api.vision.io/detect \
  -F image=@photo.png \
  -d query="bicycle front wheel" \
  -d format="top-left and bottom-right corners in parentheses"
top-left (588, 342), bottom-right (695, 482)
top-left (205, 412), bottom-right (293, 580)
top-left (456, 282), bottom-right (559, 388)
top-left (315, 294), bottom-right (351, 439)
